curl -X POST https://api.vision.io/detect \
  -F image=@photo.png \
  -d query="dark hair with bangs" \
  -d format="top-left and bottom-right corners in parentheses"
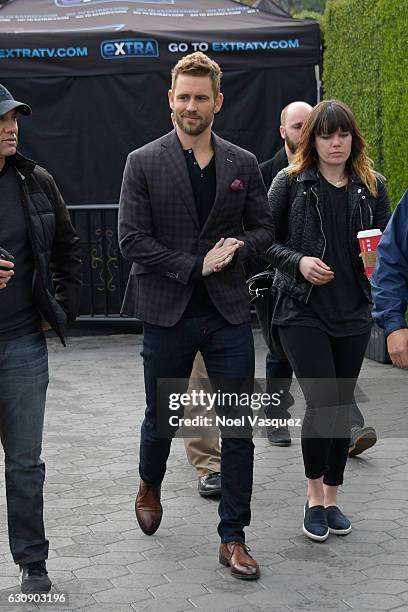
top-left (289, 99), bottom-right (378, 196)
top-left (314, 101), bottom-right (354, 137)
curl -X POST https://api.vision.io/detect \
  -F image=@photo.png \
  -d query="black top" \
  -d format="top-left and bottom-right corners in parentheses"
top-left (184, 148), bottom-right (216, 228)
top-left (182, 148), bottom-right (218, 318)
top-left (274, 176), bottom-right (372, 336)
top-left (260, 146), bottom-right (288, 191)
top-left (0, 161), bottom-right (40, 339)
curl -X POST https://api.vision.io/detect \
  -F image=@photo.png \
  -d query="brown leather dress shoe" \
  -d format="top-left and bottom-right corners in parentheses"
top-left (135, 480), bottom-right (162, 535)
top-left (219, 542), bottom-right (260, 580)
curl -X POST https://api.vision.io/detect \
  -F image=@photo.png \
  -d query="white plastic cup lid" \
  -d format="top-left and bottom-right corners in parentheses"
top-left (357, 229), bottom-right (382, 238)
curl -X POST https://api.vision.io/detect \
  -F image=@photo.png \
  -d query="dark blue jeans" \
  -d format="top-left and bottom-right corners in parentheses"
top-left (140, 313), bottom-right (255, 543)
top-left (0, 332), bottom-right (49, 565)
top-left (265, 350), bottom-right (364, 428)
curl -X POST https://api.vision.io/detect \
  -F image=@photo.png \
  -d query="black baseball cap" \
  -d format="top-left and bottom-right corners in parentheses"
top-left (0, 84), bottom-right (31, 118)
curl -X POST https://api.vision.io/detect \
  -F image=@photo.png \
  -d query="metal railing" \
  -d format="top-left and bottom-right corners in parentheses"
top-left (67, 204), bottom-right (132, 321)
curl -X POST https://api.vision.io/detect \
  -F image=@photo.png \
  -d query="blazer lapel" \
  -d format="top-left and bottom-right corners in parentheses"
top-left (161, 130), bottom-right (200, 231)
top-left (199, 133), bottom-right (237, 237)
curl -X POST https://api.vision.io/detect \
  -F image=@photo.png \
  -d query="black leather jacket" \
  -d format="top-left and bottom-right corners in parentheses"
top-left (264, 167), bottom-right (391, 305)
top-left (9, 153), bottom-right (82, 345)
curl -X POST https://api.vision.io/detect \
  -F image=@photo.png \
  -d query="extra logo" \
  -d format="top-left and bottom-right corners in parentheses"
top-left (101, 39), bottom-right (159, 59)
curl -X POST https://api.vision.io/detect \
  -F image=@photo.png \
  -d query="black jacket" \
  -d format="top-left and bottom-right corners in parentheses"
top-left (9, 153), bottom-right (82, 345)
top-left (259, 147), bottom-right (288, 191)
top-left (265, 166), bottom-right (391, 305)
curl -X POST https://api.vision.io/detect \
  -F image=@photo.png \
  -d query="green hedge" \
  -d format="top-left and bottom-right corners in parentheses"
top-left (379, 0), bottom-right (408, 207)
top-left (293, 10), bottom-right (325, 31)
top-left (323, 0), bottom-right (408, 208)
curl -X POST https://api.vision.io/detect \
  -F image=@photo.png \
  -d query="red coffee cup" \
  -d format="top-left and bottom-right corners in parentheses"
top-left (357, 229), bottom-right (382, 279)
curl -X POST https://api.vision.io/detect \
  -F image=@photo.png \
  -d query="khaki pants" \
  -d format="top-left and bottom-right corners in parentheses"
top-left (183, 352), bottom-right (221, 476)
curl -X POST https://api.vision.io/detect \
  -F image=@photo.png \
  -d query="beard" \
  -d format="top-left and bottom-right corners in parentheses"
top-left (174, 110), bottom-right (213, 136)
top-left (285, 134), bottom-right (298, 155)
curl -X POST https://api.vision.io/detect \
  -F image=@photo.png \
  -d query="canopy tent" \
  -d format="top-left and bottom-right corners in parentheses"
top-left (0, 0), bottom-right (320, 206)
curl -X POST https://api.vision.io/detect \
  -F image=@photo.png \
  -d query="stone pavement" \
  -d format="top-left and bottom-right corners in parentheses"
top-left (0, 330), bottom-right (407, 612)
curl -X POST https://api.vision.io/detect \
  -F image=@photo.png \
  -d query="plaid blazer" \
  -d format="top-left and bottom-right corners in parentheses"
top-left (118, 129), bottom-right (274, 326)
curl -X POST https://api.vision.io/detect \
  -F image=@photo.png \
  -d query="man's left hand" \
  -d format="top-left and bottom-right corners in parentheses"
top-left (40, 320), bottom-right (51, 332)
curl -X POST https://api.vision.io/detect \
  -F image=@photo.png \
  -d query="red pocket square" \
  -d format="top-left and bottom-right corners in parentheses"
top-left (230, 179), bottom-right (245, 191)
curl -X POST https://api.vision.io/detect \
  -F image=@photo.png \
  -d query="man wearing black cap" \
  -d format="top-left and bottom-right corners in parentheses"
top-left (0, 84), bottom-right (81, 594)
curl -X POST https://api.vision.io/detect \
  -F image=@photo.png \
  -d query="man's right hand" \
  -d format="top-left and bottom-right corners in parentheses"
top-left (387, 328), bottom-right (408, 369)
top-left (202, 238), bottom-right (240, 277)
top-left (299, 256), bottom-right (334, 285)
top-left (0, 260), bottom-right (14, 290)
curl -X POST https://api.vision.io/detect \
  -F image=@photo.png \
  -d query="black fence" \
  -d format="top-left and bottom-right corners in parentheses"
top-left (68, 204), bottom-right (131, 321)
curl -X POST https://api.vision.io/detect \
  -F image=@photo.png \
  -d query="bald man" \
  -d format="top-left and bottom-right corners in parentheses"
top-left (260, 100), bottom-right (313, 188)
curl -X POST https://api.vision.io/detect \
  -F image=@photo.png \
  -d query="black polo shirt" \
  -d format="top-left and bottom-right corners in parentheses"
top-left (183, 148), bottom-right (218, 318)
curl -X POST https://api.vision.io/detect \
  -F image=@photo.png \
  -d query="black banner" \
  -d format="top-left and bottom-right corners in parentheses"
top-left (0, 0), bottom-right (320, 77)
top-left (0, 1), bottom-right (321, 208)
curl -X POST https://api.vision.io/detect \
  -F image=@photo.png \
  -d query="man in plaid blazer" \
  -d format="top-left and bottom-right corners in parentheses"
top-left (119, 52), bottom-right (274, 580)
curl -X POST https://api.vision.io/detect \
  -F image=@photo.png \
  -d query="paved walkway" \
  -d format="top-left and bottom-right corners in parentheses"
top-left (0, 330), bottom-right (407, 611)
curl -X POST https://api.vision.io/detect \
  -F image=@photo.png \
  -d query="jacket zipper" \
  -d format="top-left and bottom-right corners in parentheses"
top-left (356, 193), bottom-right (372, 300)
top-left (358, 192), bottom-right (373, 228)
top-left (367, 200), bottom-right (373, 226)
top-left (358, 200), bottom-right (363, 228)
top-left (305, 185), bottom-right (326, 302)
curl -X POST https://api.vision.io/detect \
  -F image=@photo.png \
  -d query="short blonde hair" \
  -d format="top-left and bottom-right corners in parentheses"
top-left (171, 52), bottom-right (222, 97)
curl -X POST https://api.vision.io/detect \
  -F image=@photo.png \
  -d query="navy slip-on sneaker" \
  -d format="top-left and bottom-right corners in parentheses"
top-left (326, 505), bottom-right (352, 535)
top-left (303, 501), bottom-right (329, 542)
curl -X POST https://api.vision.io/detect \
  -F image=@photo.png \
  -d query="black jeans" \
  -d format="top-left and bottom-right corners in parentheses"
top-left (140, 313), bottom-right (255, 543)
top-left (0, 333), bottom-right (49, 565)
top-left (278, 326), bottom-right (371, 486)
top-left (265, 350), bottom-right (294, 420)
top-left (265, 350), bottom-right (365, 427)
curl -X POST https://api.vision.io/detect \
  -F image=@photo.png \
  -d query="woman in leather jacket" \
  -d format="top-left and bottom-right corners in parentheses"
top-left (265, 100), bottom-right (391, 542)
